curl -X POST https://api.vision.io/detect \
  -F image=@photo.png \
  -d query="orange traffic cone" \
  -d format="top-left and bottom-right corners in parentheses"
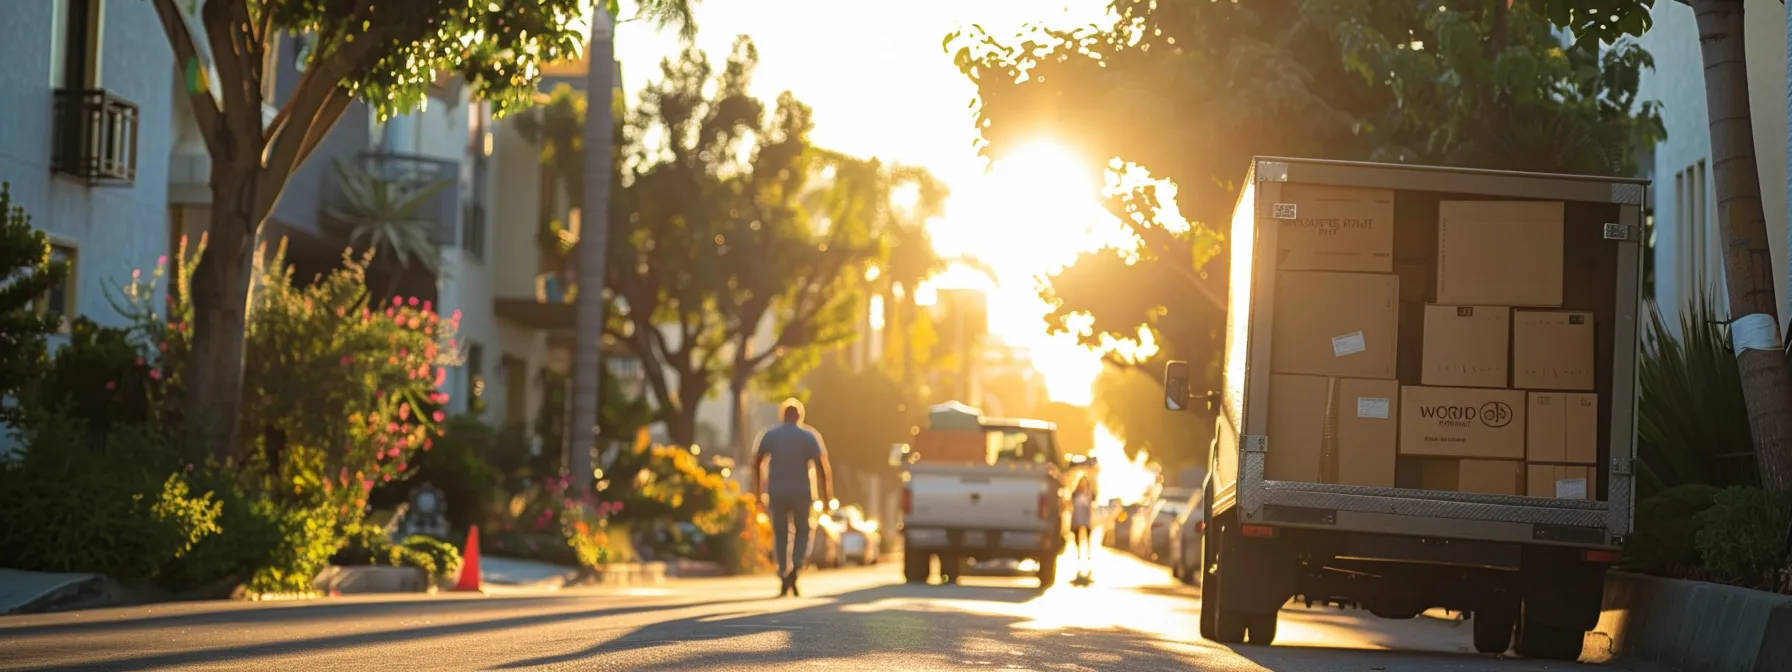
top-left (454, 525), bottom-right (482, 592)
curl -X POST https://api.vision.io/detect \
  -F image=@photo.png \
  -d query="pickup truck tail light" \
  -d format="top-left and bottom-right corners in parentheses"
top-left (1241, 525), bottom-right (1278, 538)
top-left (901, 486), bottom-right (912, 516)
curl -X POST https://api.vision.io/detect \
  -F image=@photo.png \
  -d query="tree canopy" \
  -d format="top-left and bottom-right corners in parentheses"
top-left (950, 0), bottom-right (1665, 414)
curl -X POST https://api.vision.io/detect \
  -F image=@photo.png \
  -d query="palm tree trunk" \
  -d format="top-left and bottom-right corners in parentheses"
top-left (567, 12), bottom-right (616, 494)
top-left (1692, 0), bottom-right (1792, 492)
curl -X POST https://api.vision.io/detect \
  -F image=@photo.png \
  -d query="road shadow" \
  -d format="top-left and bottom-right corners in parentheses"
top-left (496, 583), bottom-right (1203, 671)
top-left (0, 594), bottom-right (608, 638)
top-left (17, 597), bottom-right (763, 672)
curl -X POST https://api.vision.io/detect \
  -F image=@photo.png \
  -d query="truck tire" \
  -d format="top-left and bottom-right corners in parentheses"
top-left (1200, 516), bottom-right (1247, 644)
top-left (1472, 605), bottom-right (1516, 654)
top-left (1037, 555), bottom-right (1058, 588)
top-left (1515, 613), bottom-right (1583, 661)
top-left (904, 551), bottom-right (931, 584)
top-left (1245, 611), bottom-right (1278, 645)
top-left (940, 554), bottom-right (967, 584)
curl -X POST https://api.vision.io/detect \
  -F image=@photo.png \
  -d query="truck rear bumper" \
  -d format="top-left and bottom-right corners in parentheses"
top-left (903, 526), bottom-right (1057, 558)
top-left (1241, 478), bottom-right (1624, 550)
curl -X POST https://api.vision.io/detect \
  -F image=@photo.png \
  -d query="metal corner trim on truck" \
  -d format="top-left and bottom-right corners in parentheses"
top-left (1162, 157), bottom-right (1643, 659)
top-left (895, 404), bottom-right (1068, 589)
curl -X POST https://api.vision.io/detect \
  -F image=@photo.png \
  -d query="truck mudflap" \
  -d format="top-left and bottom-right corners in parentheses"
top-left (1235, 440), bottom-right (1631, 548)
top-left (904, 526), bottom-right (1058, 557)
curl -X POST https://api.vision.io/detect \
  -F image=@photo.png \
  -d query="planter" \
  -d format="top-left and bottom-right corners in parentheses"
top-left (312, 565), bottom-right (429, 595)
top-left (573, 562), bottom-right (668, 586)
top-left (1594, 571), bottom-right (1792, 671)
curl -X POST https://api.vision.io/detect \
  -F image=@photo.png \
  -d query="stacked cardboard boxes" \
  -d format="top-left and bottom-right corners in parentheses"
top-left (1265, 185), bottom-right (1401, 487)
top-left (1396, 201), bottom-right (1599, 498)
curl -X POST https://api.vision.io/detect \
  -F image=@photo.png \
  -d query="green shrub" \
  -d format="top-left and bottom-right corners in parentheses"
top-left (0, 418), bottom-right (220, 581)
top-left (1625, 484), bottom-right (1721, 575)
top-left (1636, 299), bottom-right (1759, 498)
top-left (370, 415), bottom-right (502, 530)
top-left (156, 478), bottom-right (341, 595)
top-left (0, 182), bottom-right (66, 425)
top-left (397, 535), bottom-right (462, 577)
top-left (1694, 486), bottom-right (1792, 588)
top-left (331, 522), bottom-right (396, 566)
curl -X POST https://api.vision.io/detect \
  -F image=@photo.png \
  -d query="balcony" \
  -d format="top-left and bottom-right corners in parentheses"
top-left (321, 152), bottom-right (462, 246)
top-left (52, 89), bottom-right (139, 186)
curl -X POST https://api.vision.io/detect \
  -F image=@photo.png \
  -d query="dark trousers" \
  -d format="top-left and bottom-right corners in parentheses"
top-left (769, 494), bottom-right (813, 576)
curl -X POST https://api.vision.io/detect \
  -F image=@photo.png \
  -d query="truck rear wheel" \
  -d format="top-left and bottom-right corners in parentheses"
top-left (1472, 605), bottom-right (1516, 654)
top-left (904, 551), bottom-right (931, 584)
top-left (1515, 613), bottom-right (1583, 661)
top-left (1244, 611), bottom-right (1277, 645)
top-left (1036, 555), bottom-right (1058, 588)
top-left (940, 554), bottom-right (967, 584)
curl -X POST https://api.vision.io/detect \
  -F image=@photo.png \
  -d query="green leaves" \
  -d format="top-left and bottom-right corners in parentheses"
top-left (323, 157), bottom-right (449, 277)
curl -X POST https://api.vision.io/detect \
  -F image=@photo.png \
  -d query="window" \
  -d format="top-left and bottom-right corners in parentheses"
top-left (502, 356), bottom-right (528, 426)
top-left (1676, 159), bottom-right (1722, 303)
top-left (35, 244), bottom-right (78, 329)
top-left (464, 103), bottom-right (491, 261)
top-left (465, 342), bottom-right (486, 414)
top-left (58, 0), bottom-right (101, 90)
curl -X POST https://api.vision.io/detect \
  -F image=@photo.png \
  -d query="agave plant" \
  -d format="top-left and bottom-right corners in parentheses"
top-left (323, 157), bottom-right (451, 298)
top-left (1636, 292), bottom-right (1760, 500)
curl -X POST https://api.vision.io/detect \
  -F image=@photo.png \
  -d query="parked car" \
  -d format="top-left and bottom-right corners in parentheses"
top-left (809, 508), bottom-right (845, 569)
top-left (836, 506), bottom-right (882, 565)
top-left (1168, 488), bottom-right (1207, 584)
top-left (1107, 502), bottom-right (1152, 552)
top-left (1143, 488), bottom-right (1198, 563)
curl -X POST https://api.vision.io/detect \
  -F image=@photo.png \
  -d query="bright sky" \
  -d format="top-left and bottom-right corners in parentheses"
top-left (614, 0), bottom-right (1131, 407)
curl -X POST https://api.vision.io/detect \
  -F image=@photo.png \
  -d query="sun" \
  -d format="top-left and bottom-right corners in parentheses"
top-left (926, 139), bottom-right (1134, 408)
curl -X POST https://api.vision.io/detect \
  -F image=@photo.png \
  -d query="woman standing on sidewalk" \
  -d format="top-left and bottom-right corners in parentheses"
top-left (1069, 477), bottom-right (1094, 581)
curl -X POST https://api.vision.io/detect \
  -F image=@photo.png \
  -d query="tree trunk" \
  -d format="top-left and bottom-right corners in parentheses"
top-left (185, 169), bottom-right (259, 461)
top-left (666, 400), bottom-right (699, 447)
top-left (728, 367), bottom-right (750, 462)
top-left (567, 12), bottom-right (616, 494)
top-left (1693, 0), bottom-right (1792, 492)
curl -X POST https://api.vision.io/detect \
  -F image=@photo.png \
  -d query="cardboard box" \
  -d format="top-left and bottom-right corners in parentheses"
top-left (1527, 392), bottom-right (1598, 464)
top-left (1272, 272), bottom-right (1400, 379)
top-left (1421, 305), bottom-right (1511, 388)
top-left (1266, 374), bottom-right (1398, 487)
top-left (1420, 459), bottom-right (1524, 495)
top-left (1399, 386), bottom-right (1527, 459)
top-left (1274, 185), bottom-right (1395, 273)
top-left (1513, 310), bottom-right (1596, 390)
top-left (1437, 201), bottom-right (1565, 306)
top-left (1526, 464), bottom-right (1596, 500)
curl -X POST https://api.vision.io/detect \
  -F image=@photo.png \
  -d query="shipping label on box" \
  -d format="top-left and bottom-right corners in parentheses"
top-left (1514, 310), bottom-right (1596, 390)
top-left (1526, 464), bottom-right (1596, 500)
top-left (1421, 305), bottom-right (1511, 388)
top-left (1419, 458), bottom-right (1524, 495)
top-left (1399, 386), bottom-right (1527, 459)
top-left (1527, 392), bottom-right (1598, 464)
top-left (1437, 201), bottom-right (1565, 306)
top-left (1274, 185), bottom-right (1395, 273)
top-left (1266, 375), bottom-right (1398, 487)
top-left (1272, 272), bottom-right (1400, 379)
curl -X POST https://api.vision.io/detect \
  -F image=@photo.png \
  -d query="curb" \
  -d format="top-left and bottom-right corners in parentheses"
top-left (1595, 571), bottom-right (1792, 671)
top-left (312, 566), bottom-right (429, 595)
top-left (572, 561), bottom-right (668, 587)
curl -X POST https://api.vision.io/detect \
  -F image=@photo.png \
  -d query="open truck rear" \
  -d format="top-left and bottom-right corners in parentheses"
top-left (1163, 158), bottom-right (1644, 659)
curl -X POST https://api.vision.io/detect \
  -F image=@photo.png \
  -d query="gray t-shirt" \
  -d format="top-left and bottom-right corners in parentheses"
top-left (757, 423), bottom-right (825, 498)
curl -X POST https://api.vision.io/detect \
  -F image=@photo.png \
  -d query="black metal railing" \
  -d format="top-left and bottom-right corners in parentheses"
top-left (52, 89), bottom-right (138, 185)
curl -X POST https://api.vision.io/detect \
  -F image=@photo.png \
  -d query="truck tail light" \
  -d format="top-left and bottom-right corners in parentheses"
top-left (901, 486), bottom-right (912, 516)
top-left (1583, 549), bottom-right (1620, 563)
top-left (1195, 521), bottom-right (1206, 535)
top-left (1241, 525), bottom-right (1278, 538)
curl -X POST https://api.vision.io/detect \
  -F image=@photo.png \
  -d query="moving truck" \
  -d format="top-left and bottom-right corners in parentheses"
top-left (897, 403), bottom-right (1068, 588)
top-left (1162, 158), bottom-right (1644, 659)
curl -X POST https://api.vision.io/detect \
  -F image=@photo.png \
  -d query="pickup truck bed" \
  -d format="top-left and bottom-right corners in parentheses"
top-left (901, 462), bottom-right (1064, 586)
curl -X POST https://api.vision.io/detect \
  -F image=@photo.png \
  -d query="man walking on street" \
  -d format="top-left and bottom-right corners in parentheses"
top-left (753, 399), bottom-right (834, 597)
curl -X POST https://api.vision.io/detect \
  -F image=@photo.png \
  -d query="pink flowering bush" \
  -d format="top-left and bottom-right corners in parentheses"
top-left (100, 236), bottom-right (460, 593)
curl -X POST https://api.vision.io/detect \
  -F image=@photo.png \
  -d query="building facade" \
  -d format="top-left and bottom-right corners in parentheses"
top-left (0, 0), bottom-right (172, 330)
top-left (1636, 0), bottom-right (1791, 326)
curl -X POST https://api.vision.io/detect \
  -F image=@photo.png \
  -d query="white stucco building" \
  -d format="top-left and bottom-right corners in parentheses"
top-left (1636, 0), bottom-right (1790, 326)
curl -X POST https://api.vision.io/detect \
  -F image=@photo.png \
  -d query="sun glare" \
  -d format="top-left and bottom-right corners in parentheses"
top-left (928, 139), bottom-right (1134, 407)
top-left (1092, 424), bottom-right (1158, 505)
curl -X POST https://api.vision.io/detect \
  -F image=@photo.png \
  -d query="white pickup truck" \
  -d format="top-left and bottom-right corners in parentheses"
top-left (897, 410), bottom-right (1067, 589)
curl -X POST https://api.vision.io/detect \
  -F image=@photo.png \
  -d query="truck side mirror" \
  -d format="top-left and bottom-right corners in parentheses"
top-left (1164, 360), bottom-right (1192, 412)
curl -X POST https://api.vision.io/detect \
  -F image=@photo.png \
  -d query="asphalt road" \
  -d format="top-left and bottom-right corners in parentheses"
top-left (0, 549), bottom-right (1658, 671)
